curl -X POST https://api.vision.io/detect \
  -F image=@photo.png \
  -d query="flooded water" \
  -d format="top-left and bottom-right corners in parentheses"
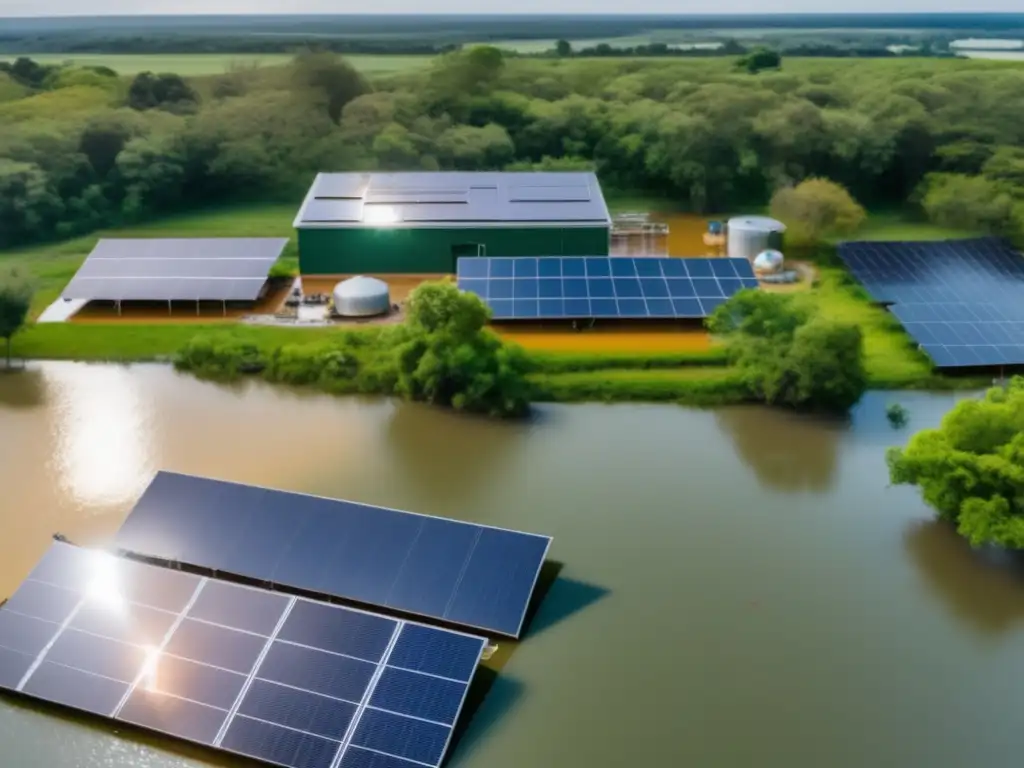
top-left (612, 213), bottom-right (721, 258)
top-left (2, 363), bottom-right (1023, 767)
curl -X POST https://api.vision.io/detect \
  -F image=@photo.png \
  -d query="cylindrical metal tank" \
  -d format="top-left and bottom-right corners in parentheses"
top-left (727, 216), bottom-right (786, 261)
top-left (332, 276), bottom-right (390, 317)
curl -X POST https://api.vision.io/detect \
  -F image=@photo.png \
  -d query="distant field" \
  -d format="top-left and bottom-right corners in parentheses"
top-left (482, 35), bottom-right (724, 53)
top-left (0, 53), bottom-right (435, 76)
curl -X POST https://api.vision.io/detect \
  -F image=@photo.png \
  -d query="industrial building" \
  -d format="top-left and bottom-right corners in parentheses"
top-left (293, 171), bottom-right (612, 275)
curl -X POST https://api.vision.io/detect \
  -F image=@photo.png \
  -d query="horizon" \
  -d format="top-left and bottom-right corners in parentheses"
top-left (6, 8), bottom-right (1024, 18)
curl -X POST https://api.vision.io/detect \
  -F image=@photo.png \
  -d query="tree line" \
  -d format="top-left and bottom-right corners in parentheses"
top-left (2, 49), bottom-right (1024, 249)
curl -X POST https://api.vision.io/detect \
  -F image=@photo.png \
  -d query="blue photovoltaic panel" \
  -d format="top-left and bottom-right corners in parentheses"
top-left (114, 472), bottom-right (551, 638)
top-left (0, 541), bottom-right (486, 768)
top-left (837, 238), bottom-right (1024, 368)
top-left (456, 256), bottom-right (759, 320)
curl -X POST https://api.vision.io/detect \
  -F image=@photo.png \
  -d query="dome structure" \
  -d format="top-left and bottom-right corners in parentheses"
top-left (332, 276), bottom-right (390, 317)
top-left (753, 249), bottom-right (785, 274)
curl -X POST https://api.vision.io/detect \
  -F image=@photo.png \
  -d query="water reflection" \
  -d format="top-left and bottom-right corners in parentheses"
top-left (905, 519), bottom-right (1024, 635)
top-left (0, 368), bottom-right (45, 410)
top-left (715, 406), bottom-right (841, 492)
top-left (385, 403), bottom-right (529, 508)
top-left (44, 363), bottom-right (155, 510)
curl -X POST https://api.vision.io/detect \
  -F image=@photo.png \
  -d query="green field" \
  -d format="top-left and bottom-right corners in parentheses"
top-left (482, 36), bottom-right (724, 53)
top-left (0, 53), bottom-right (435, 76)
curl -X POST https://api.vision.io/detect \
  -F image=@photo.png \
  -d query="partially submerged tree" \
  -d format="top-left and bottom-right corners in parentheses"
top-left (769, 177), bottom-right (866, 243)
top-left (0, 269), bottom-right (33, 368)
top-left (707, 289), bottom-right (866, 413)
top-left (887, 378), bottom-right (1024, 548)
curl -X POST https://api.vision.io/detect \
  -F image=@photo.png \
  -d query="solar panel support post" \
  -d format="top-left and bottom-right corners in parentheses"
top-left (167, 299), bottom-right (172, 316)
top-left (116, 300), bottom-right (121, 317)
top-left (222, 299), bottom-right (226, 318)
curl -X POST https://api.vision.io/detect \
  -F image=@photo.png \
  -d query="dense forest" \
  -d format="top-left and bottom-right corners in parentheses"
top-left (2, 49), bottom-right (1024, 248)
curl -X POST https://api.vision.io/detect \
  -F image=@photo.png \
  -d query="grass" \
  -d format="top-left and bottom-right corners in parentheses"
top-left (851, 212), bottom-right (984, 242)
top-left (10, 322), bottom-right (360, 362)
top-left (531, 366), bottom-right (748, 405)
top-left (806, 269), bottom-right (934, 386)
top-left (0, 53), bottom-right (435, 76)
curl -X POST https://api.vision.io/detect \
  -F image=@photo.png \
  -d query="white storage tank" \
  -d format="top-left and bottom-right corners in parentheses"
top-left (333, 276), bottom-right (390, 317)
top-left (727, 216), bottom-right (786, 262)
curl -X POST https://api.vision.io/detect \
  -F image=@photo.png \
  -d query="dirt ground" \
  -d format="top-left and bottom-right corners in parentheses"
top-left (497, 324), bottom-right (713, 354)
top-left (70, 281), bottom-right (294, 324)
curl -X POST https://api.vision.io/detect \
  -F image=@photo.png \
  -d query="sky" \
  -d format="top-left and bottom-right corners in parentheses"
top-left (4, 1), bottom-right (1023, 16)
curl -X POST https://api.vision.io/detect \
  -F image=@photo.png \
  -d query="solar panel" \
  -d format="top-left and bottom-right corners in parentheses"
top-left (61, 277), bottom-right (269, 303)
top-left (61, 239), bottom-right (287, 303)
top-left (301, 199), bottom-right (364, 223)
top-left (297, 172), bottom-right (610, 226)
top-left (113, 472), bottom-right (551, 639)
top-left (837, 238), bottom-right (1024, 368)
top-left (0, 541), bottom-right (485, 768)
top-left (457, 257), bottom-right (759, 320)
top-left (508, 185), bottom-right (591, 203)
top-left (311, 173), bottom-right (370, 199)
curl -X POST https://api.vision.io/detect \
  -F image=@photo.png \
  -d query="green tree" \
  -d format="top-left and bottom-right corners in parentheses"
top-left (887, 377), bottom-right (1024, 548)
top-left (290, 51), bottom-right (369, 124)
top-left (127, 72), bottom-right (198, 112)
top-left (390, 281), bottom-right (531, 418)
top-left (707, 289), bottom-right (866, 413)
top-left (0, 269), bottom-right (33, 368)
top-left (739, 48), bottom-right (781, 74)
top-left (769, 177), bottom-right (866, 242)
top-left (917, 173), bottom-right (1015, 233)
top-left (555, 40), bottom-right (572, 57)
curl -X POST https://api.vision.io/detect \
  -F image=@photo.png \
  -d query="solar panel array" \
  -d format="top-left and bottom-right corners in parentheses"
top-left (456, 256), bottom-right (760, 320)
top-left (114, 472), bottom-right (551, 638)
top-left (0, 541), bottom-right (485, 768)
top-left (837, 237), bottom-right (1024, 368)
top-left (61, 239), bottom-right (288, 303)
top-left (296, 172), bottom-right (611, 226)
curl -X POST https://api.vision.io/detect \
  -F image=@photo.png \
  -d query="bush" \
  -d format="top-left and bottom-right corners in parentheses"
top-left (173, 333), bottom-right (264, 380)
top-left (770, 178), bottom-right (866, 243)
top-left (707, 289), bottom-right (867, 413)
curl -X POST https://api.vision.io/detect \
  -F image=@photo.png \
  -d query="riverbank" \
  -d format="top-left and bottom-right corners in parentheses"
top-left (1, 204), bottom-right (994, 405)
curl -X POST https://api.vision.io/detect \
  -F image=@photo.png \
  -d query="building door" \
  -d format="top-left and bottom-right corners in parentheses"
top-left (451, 243), bottom-right (486, 272)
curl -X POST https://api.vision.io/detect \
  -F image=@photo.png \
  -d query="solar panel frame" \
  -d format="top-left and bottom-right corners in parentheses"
top-left (60, 239), bottom-right (286, 303)
top-left (113, 471), bottom-right (552, 639)
top-left (456, 257), bottom-right (760, 320)
top-left (0, 541), bottom-right (486, 768)
top-left (837, 238), bottom-right (1024, 368)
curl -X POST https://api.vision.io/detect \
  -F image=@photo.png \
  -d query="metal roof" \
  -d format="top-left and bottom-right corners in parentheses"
top-left (294, 171), bottom-right (612, 229)
top-left (61, 238), bottom-right (288, 302)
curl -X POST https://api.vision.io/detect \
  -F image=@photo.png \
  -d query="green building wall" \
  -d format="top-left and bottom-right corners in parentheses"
top-left (297, 225), bottom-right (610, 275)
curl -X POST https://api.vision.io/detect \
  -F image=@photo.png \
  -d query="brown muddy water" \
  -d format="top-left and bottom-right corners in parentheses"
top-left (1, 363), bottom-right (1023, 768)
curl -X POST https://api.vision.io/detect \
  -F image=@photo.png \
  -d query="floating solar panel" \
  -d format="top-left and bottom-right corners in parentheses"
top-left (114, 472), bottom-right (552, 638)
top-left (0, 541), bottom-right (486, 768)
top-left (61, 239), bottom-right (287, 303)
top-left (837, 238), bottom-right (1024, 368)
top-left (456, 256), bottom-right (760, 320)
